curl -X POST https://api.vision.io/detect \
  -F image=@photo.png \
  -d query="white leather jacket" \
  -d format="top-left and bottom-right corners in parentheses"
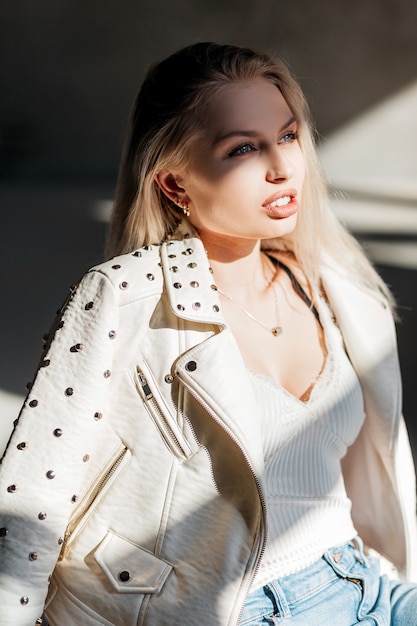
top-left (0, 232), bottom-right (416, 626)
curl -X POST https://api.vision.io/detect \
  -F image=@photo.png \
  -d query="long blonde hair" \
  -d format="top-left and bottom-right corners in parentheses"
top-left (107, 42), bottom-right (391, 303)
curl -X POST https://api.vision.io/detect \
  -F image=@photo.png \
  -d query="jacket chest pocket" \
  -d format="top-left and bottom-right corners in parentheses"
top-left (134, 360), bottom-right (198, 460)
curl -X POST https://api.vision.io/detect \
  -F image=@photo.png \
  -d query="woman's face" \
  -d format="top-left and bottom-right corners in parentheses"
top-left (163, 79), bottom-right (305, 247)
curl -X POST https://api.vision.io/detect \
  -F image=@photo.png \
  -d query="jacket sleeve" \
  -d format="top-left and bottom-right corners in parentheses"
top-left (0, 268), bottom-right (118, 626)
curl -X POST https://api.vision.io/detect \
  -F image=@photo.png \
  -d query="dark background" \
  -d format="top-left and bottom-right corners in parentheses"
top-left (1, 1), bottom-right (416, 458)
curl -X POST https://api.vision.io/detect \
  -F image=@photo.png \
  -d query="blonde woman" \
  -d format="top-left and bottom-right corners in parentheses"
top-left (1, 42), bottom-right (416, 625)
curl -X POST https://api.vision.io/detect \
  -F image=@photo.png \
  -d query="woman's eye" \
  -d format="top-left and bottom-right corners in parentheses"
top-left (227, 143), bottom-right (256, 157)
top-left (279, 131), bottom-right (299, 144)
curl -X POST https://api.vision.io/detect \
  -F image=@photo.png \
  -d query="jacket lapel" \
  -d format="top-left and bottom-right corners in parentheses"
top-left (321, 267), bottom-right (401, 453)
top-left (160, 236), bottom-right (265, 479)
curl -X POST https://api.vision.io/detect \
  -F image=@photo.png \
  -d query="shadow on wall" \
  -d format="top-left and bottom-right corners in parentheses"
top-left (2, 0), bottom-right (417, 180)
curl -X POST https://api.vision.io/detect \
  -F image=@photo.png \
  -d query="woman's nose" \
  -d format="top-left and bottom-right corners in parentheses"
top-left (266, 148), bottom-right (294, 182)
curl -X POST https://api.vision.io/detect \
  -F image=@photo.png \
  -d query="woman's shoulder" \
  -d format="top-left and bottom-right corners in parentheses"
top-left (320, 263), bottom-right (391, 311)
top-left (91, 244), bottom-right (162, 276)
top-left (85, 244), bottom-right (165, 299)
top-left (89, 233), bottom-right (207, 285)
top-left (267, 250), bottom-right (392, 322)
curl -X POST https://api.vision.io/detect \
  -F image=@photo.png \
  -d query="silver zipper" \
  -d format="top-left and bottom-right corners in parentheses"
top-left (135, 365), bottom-right (191, 459)
top-left (175, 371), bottom-right (267, 625)
top-left (58, 445), bottom-right (129, 561)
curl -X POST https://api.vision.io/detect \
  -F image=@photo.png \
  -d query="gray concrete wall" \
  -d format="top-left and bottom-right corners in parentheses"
top-left (1, 0), bottom-right (417, 179)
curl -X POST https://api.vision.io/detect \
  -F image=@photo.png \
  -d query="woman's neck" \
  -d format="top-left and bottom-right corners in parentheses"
top-left (201, 234), bottom-right (275, 300)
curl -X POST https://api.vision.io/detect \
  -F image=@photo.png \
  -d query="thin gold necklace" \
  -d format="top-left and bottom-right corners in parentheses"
top-left (216, 262), bottom-right (283, 337)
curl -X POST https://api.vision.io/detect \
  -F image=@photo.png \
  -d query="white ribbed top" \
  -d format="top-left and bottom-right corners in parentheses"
top-left (250, 296), bottom-right (365, 590)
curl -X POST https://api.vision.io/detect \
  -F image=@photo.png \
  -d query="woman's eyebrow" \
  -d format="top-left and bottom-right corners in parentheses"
top-left (212, 116), bottom-right (296, 147)
top-left (212, 129), bottom-right (259, 147)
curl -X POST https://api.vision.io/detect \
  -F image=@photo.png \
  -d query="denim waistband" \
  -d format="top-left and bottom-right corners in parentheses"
top-left (264, 537), bottom-right (369, 618)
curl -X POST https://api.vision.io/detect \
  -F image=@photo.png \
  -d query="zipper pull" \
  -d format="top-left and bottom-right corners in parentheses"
top-left (57, 528), bottom-right (71, 561)
top-left (137, 368), bottom-right (153, 401)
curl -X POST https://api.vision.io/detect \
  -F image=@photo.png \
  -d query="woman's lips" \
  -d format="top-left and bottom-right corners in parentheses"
top-left (263, 192), bottom-right (298, 219)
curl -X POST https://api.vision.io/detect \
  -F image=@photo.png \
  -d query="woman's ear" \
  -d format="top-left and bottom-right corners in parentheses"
top-left (155, 170), bottom-right (188, 205)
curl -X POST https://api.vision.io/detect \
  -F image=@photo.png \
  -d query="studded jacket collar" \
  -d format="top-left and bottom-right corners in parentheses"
top-left (0, 232), bottom-right (416, 626)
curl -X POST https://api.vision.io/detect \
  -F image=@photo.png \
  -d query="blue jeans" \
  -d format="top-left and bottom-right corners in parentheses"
top-left (239, 538), bottom-right (417, 625)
